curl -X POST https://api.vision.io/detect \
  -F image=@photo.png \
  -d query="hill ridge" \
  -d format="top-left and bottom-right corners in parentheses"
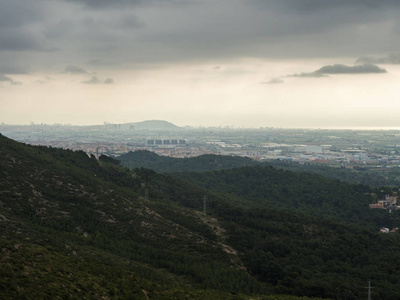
top-left (2, 133), bottom-right (400, 299)
top-left (117, 150), bottom-right (258, 172)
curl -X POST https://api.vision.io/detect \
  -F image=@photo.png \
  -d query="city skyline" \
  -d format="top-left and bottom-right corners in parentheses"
top-left (1, 1), bottom-right (400, 129)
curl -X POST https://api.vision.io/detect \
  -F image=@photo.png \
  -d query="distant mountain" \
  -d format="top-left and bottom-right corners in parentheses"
top-left (127, 120), bottom-right (180, 131)
top-left (2, 133), bottom-right (400, 299)
top-left (117, 150), bottom-right (259, 172)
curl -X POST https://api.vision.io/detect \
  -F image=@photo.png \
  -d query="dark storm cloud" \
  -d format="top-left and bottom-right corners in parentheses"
top-left (111, 15), bottom-right (144, 29)
top-left (0, 30), bottom-right (42, 51)
top-left (0, 63), bottom-right (30, 75)
top-left (65, 0), bottom-right (400, 11)
top-left (78, 13), bottom-right (144, 32)
top-left (250, 0), bottom-right (400, 32)
top-left (121, 0), bottom-right (400, 63)
top-left (64, 0), bottom-right (191, 9)
top-left (3, 0), bottom-right (400, 71)
top-left (256, 0), bottom-right (400, 13)
top-left (63, 65), bottom-right (88, 74)
top-left (0, 0), bottom-right (45, 28)
top-left (356, 53), bottom-right (400, 64)
top-left (0, 0), bottom-right (51, 52)
top-left (64, 0), bottom-right (143, 9)
top-left (290, 64), bottom-right (387, 77)
top-left (43, 21), bottom-right (74, 39)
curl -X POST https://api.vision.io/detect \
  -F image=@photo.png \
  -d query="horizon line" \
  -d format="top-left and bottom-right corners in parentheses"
top-left (1, 121), bottom-right (400, 131)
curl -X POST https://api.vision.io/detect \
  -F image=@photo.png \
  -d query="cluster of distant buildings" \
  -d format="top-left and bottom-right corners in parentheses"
top-left (369, 194), bottom-right (399, 211)
top-left (3, 122), bottom-right (400, 167)
top-left (254, 144), bottom-right (400, 165)
top-left (380, 227), bottom-right (398, 233)
top-left (17, 137), bottom-right (400, 166)
top-left (369, 195), bottom-right (400, 233)
top-left (147, 139), bottom-right (186, 146)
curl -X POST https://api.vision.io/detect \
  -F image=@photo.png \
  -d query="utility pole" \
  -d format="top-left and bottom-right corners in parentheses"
top-left (203, 195), bottom-right (207, 215)
top-left (145, 189), bottom-right (149, 202)
top-left (366, 281), bottom-right (373, 300)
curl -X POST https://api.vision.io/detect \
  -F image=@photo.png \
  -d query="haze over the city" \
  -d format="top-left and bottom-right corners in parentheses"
top-left (1, 0), bottom-right (400, 129)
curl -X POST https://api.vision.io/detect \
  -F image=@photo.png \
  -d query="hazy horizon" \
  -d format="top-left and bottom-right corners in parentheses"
top-left (3, 119), bottom-right (400, 132)
top-left (1, 1), bottom-right (400, 129)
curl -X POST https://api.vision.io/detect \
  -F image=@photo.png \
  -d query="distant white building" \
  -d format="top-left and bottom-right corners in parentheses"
top-left (293, 145), bottom-right (323, 154)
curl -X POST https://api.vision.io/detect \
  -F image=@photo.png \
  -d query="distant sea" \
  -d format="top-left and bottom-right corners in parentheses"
top-left (304, 127), bottom-right (400, 131)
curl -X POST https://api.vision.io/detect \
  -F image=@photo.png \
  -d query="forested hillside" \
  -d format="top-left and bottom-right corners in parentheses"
top-left (117, 150), bottom-right (258, 172)
top-left (266, 160), bottom-right (400, 187)
top-left (0, 134), bottom-right (263, 299)
top-left (172, 166), bottom-right (394, 227)
top-left (1, 134), bottom-right (400, 299)
top-left (117, 150), bottom-right (397, 187)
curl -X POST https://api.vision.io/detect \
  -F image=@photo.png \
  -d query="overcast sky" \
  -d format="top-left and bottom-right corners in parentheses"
top-left (1, 0), bottom-right (400, 128)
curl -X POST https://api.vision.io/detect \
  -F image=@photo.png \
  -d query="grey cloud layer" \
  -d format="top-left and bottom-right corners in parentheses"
top-left (63, 65), bottom-right (88, 74)
top-left (317, 64), bottom-right (387, 74)
top-left (290, 64), bottom-right (387, 77)
top-left (264, 0), bottom-right (400, 12)
top-left (82, 76), bottom-right (100, 84)
top-left (81, 76), bottom-right (114, 84)
top-left (356, 54), bottom-right (400, 64)
top-left (0, 74), bottom-right (21, 85)
top-left (1, 0), bottom-right (400, 73)
top-left (63, 0), bottom-right (143, 9)
top-left (0, 74), bottom-right (14, 83)
top-left (64, 0), bottom-right (191, 9)
top-left (62, 65), bottom-right (114, 84)
top-left (261, 78), bottom-right (284, 84)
